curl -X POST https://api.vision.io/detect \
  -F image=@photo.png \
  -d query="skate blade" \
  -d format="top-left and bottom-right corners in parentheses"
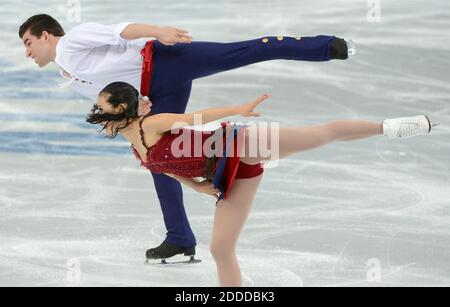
top-left (346, 39), bottom-right (357, 56)
top-left (145, 256), bottom-right (202, 266)
top-left (424, 115), bottom-right (439, 132)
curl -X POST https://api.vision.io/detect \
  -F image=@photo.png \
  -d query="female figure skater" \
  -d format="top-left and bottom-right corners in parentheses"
top-left (87, 82), bottom-right (436, 287)
top-left (20, 14), bottom-right (355, 259)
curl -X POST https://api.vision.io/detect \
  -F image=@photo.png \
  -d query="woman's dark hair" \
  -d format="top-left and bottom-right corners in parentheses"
top-left (86, 82), bottom-right (141, 138)
top-left (19, 14), bottom-right (65, 39)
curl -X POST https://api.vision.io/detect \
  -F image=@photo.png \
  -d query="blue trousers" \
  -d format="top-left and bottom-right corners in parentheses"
top-left (149, 35), bottom-right (335, 247)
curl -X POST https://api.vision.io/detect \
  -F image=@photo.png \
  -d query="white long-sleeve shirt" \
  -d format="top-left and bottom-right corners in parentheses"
top-left (55, 22), bottom-right (147, 101)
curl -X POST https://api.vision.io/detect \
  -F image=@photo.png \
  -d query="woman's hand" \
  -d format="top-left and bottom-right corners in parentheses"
top-left (155, 26), bottom-right (193, 46)
top-left (235, 94), bottom-right (270, 118)
top-left (138, 99), bottom-right (153, 116)
top-left (194, 180), bottom-right (221, 199)
top-left (164, 173), bottom-right (220, 200)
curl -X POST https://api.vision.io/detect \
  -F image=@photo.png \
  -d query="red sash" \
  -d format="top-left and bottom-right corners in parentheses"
top-left (140, 40), bottom-right (155, 97)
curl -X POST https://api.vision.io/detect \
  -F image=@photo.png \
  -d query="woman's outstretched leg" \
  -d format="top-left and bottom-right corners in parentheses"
top-left (210, 175), bottom-right (264, 287)
top-left (212, 121), bottom-right (380, 286)
top-left (239, 120), bottom-right (384, 165)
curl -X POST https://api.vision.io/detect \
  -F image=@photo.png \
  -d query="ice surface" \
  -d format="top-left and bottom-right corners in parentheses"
top-left (0, 0), bottom-right (449, 286)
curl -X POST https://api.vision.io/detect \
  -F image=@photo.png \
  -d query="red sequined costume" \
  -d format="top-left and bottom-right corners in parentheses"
top-left (131, 114), bottom-right (264, 202)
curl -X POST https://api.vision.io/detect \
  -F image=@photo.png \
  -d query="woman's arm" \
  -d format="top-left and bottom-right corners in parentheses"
top-left (120, 24), bottom-right (192, 45)
top-left (164, 173), bottom-right (220, 199)
top-left (144, 94), bottom-right (270, 135)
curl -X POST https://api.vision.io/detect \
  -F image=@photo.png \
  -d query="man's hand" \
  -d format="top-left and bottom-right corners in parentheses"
top-left (155, 26), bottom-right (192, 46)
top-left (138, 99), bottom-right (152, 116)
top-left (194, 180), bottom-right (221, 200)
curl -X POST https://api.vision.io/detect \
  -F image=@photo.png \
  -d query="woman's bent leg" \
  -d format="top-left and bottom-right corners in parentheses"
top-left (210, 175), bottom-right (264, 287)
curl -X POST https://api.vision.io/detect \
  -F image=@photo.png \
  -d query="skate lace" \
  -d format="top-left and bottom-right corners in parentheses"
top-left (399, 120), bottom-right (420, 137)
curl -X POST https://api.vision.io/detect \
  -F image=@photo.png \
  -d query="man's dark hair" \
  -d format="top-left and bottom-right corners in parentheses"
top-left (19, 14), bottom-right (65, 39)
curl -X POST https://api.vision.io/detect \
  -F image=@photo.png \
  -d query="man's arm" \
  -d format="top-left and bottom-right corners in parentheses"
top-left (120, 24), bottom-right (192, 45)
top-left (64, 22), bottom-right (192, 52)
top-left (64, 22), bottom-right (131, 50)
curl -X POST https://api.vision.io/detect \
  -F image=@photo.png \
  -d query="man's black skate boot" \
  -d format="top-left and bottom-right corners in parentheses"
top-left (329, 37), bottom-right (350, 60)
top-left (146, 241), bottom-right (200, 264)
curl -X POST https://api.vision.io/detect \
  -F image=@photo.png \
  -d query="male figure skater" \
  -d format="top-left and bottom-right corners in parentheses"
top-left (19, 14), bottom-right (354, 263)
